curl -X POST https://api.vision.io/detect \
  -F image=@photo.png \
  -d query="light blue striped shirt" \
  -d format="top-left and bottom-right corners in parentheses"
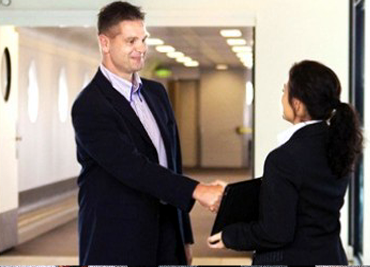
top-left (100, 64), bottom-right (168, 168)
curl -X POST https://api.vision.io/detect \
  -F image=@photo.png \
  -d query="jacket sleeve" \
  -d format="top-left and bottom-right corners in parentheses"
top-left (72, 88), bottom-right (198, 212)
top-left (222, 148), bottom-right (302, 251)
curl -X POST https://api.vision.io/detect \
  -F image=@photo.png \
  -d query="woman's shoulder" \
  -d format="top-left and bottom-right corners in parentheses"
top-left (264, 145), bottom-right (297, 174)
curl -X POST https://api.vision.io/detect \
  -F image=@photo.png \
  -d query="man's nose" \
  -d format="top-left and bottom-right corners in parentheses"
top-left (136, 41), bottom-right (147, 53)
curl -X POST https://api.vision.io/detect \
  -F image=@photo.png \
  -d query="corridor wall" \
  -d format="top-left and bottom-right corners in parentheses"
top-left (0, 26), bottom-right (18, 252)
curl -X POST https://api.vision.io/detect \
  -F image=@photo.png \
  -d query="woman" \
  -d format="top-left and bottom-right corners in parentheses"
top-left (208, 60), bottom-right (363, 265)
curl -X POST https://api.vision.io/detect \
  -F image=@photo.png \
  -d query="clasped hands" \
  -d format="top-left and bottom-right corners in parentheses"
top-left (192, 180), bottom-right (227, 213)
top-left (192, 180), bottom-right (227, 250)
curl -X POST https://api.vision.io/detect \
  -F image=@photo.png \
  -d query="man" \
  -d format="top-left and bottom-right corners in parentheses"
top-left (71, 1), bottom-right (224, 265)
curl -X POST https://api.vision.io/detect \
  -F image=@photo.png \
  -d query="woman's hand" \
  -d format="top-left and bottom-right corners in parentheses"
top-left (207, 232), bottom-right (226, 249)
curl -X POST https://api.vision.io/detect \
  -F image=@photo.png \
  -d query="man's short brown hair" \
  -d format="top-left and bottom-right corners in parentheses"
top-left (97, 1), bottom-right (145, 35)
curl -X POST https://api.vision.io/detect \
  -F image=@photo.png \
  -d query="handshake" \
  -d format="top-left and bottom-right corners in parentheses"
top-left (192, 180), bottom-right (227, 213)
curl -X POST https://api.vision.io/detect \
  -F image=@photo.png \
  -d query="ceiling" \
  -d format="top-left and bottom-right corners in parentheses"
top-left (24, 26), bottom-right (254, 69)
top-left (146, 26), bottom-right (253, 68)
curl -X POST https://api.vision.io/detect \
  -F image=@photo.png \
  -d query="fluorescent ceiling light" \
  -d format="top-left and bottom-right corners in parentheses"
top-left (220, 29), bottom-right (242, 37)
top-left (236, 52), bottom-right (253, 58)
top-left (184, 61), bottom-right (199, 67)
top-left (176, 56), bottom-right (192, 63)
top-left (237, 54), bottom-right (253, 63)
top-left (240, 56), bottom-right (253, 64)
top-left (216, 64), bottom-right (228, 70)
top-left (232, 46), bottom-right (252, 53)
top-left (146, 38), bottom-right (164, 46)
top-left (167, 51), bottom-right (184, 58)
top-left (155, 45), bottom-right (175, 53)
top-left (226, 39), bottom-right (247, 46)
top-left (243, 60), bottom-right (253, 69)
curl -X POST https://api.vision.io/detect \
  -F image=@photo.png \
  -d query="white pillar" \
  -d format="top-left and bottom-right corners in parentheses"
top-left (0, 26), bottom-right (19, 252)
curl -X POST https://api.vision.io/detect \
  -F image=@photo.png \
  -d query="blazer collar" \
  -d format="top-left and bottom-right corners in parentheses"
top-left (289, 121), bottom-right (328, 141)
top-left (93, 69), bottom-right (174, 165)
top-left (94, 69), bottom-right (153, 147)
top-left (141, 81), bottom-right (173, 167)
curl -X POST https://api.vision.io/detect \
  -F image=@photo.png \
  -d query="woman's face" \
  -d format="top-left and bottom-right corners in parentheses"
top-left (281, 83), bottom-right (295, 123)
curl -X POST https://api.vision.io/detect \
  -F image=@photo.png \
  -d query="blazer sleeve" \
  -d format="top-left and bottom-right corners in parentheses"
top-left (72, 87), bottom-right (198, 212)
top-left (222, 148), bottom-right (302, 251)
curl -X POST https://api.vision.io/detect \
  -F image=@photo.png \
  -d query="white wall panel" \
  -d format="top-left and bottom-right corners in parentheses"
top-left (0, 26), bottom-right (18, 212)
top-left (17, 29), bottom-right (99, 191)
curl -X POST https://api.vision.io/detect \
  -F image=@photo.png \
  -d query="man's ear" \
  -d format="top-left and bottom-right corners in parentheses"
top-left (98, 34), bottom-right (110, 53)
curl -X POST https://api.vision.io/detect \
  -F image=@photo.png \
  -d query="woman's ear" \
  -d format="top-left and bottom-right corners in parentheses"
top-left (292, 98), bottom-right (310, 120)
top-left (292, 98), bottom-right (301, 113)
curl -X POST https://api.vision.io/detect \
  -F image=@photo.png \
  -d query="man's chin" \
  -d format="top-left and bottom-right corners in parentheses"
top-left (133, 65), bottom-right (144, 72)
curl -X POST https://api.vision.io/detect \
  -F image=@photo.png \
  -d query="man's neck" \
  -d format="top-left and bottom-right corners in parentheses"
top-left (101, 61), bottom-right (133, 83)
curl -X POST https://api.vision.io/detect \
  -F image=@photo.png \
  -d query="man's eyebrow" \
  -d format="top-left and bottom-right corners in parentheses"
top-left (124, 36), bottom-right (138, 41)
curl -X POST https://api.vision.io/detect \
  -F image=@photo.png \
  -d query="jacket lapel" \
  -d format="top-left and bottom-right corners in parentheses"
top-left (141, 83), bottom-right (173, 165)
top-left (94, 69), bottom-right (153, 146)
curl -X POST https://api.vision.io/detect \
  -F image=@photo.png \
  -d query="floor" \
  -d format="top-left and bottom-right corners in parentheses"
top-left (0, 168), bottom-right (253, 265)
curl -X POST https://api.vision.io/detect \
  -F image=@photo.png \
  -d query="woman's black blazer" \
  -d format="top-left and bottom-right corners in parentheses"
top-left (222, 122), bottom-right (349, 265)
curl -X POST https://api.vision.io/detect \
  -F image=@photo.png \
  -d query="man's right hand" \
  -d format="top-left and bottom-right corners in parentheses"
top-left (192, 181), bottom-right (226, 213)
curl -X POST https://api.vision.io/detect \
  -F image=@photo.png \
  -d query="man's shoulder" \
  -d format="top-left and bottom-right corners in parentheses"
top-left (141, 77), bottom-right (165, 89)
top-left (141, 78), bottom-right (168, 100)
top-left (72, 74), bottom-right (106, 113)
top-left (75, 80), bottom-right (99, 102)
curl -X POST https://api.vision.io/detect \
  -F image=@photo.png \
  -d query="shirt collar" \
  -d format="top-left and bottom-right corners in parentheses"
top-left (99, 64), bottom-right (143, 102)
top-left (130, 72), bottom-right (143, 102)
top-left (277, 120), bottom-right (322, 146)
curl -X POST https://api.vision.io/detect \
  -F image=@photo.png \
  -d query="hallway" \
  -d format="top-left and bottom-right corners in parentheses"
top-left (0, 169), bottom-right (253, 265)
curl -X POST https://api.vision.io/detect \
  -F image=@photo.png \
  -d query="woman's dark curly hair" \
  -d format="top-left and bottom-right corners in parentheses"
top-left (288, 60), bottom-right (363, 178)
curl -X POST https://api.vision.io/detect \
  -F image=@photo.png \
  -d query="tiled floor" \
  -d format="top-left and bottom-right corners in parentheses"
top-left (0, 168), bottom-right (253, 265)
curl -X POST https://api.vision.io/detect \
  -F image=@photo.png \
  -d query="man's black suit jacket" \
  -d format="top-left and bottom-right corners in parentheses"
top-left (222, 122), bottom-right (349, 265)
top-left (72, 69), bottom-right (198, 265)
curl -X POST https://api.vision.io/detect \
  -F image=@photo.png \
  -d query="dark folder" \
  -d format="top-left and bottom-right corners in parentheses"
top-left (210, 178), bottom-right (262, 235)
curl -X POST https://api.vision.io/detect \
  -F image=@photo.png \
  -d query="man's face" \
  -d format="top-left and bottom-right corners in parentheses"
top-left (102, 20), bottom-right (148, 78)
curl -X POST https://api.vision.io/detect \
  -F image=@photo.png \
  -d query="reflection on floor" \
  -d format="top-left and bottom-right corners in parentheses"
top-left (0, 168), bottom-right (253, 265)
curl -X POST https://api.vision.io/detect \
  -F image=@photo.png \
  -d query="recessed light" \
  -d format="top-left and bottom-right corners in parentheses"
top-left (184, 61), bottom-right (199, 67)
top-left (237, 53), bottom-right (253, 63)
top-left (167, 51), bottom-right (184, 58)
top-left (146, 38), bottom-right (164, 46)
top-left (232, 46), bottom-right (252, 53)
top-left (155, 45), bottom-right (175, 53)
top-left (216, 64), bottom-right (228, 70)
top-left (226, 39), bottom-right (247, 46)
top-left (220, 29), bottom-right (242, 37)
top-left (236, 52), bottom-right (252, 58)
top-left (176, 56), bottom-right (192, 63)
top-left (243, 60), bottom-right (253, 69)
